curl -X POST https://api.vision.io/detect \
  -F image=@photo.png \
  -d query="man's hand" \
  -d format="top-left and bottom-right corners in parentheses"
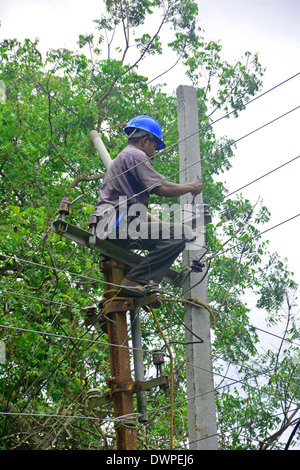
top-left (154, 178), bottom-right (203, 198)
top-left (190, 178), bottom-right (203, 195)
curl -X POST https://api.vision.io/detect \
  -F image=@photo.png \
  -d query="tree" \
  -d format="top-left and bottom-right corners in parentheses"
top-left (0, 0), bottom-right (299, 450)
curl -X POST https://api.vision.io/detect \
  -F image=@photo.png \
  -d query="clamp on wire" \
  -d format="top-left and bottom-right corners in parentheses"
top-left (191, 259), bottom-right (205, 273)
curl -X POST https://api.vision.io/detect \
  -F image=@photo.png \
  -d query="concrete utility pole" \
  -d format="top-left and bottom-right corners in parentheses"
top-left (177, 85), bottom-right (218, 450)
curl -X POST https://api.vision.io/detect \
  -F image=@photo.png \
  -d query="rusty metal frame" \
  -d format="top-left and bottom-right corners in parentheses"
top-left (51, 216), bottom-right (170, 450)
top-left (51, 218), bottom-right (182, 286)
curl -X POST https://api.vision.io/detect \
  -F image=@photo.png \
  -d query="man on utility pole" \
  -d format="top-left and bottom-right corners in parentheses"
top-left (92, 114), bottom-right (203, 297)
top-left (90, 109), bottom-right (217, 450)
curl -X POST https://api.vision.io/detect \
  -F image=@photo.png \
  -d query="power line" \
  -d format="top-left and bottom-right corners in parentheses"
top-left (1, 254), bottom-right (105, 285)
top-left (169, 104), bottom-right (300, 186)
top-left (14, 48), bottom-right (299, 224)
top-left (0, 323), bottom-right (144, 353)
top-left (138, 359), bottom-right (300, 429)
top-left (2, 292), bottom-right (299, 446)
top-left (1, 292), bottom-right (299, 363)
top-left (1, 206), bottom-right (299, 349)
top-left (1, 304), bottom-right (299, 359)
top-left (207, 212), bottom-right (300, 262)
top-left (3, 57), bottom-right (299, 269)
top-left (222, 154), bottom-right (300, 201)
top-left (33, 104), bottom-right (300, 283)
top-left (2, 61), bottom-right (300, 448)
top-left (26, 73), bottom-right (297, 220)
top-left (171, 152), bottom-right (300, 225)
top-left (181, 407), bottom-right (300, 450)
top-left (252, 325), bottom-right (300, 348)
top-left (0, 410), bottom-right (139, 424)
top-left (0, 343), bottom-right (297, 426)
top-left (1, 288), bottom-right (88, 310)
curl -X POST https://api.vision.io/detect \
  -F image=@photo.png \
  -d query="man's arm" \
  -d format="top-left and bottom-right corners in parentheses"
top-left (153, 179), bottom-right (203, 198)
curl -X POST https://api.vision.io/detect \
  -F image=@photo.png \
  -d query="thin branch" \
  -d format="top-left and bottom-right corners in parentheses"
top-left (123, 6), bottom-right (169, 76)
top-left (120, 0), bottom-right (130, 62)
top-left (97, 3), bottom-right (170, 111)
top-left (68, 171), bottom-right (104, 189)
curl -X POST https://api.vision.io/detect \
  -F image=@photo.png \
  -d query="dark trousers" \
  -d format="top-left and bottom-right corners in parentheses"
top-left (107, 220), bottom-right (193, 285)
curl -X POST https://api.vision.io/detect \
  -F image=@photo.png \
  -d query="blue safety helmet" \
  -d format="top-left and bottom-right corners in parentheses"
top-left (124, 115), bottom-right (166, 150)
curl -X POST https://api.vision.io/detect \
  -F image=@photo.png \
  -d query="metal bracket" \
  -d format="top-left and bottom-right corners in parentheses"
top-left (86, 375), bottom-right (169, 411)
top-left (51, 218), bottom-right (182, 286)
top-left (83, 293), bottom-right (162, 330)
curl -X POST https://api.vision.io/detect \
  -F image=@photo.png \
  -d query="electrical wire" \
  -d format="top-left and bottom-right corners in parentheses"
top-left (2, 148), bottom-right (300, 301)
top-left (28, 74), bottom-right (296, 230)
top-left (136, 358), bottom-right (300, 435)
top-left (2, 204), bottom-right (299, 296)
top-left (0, 321), bottom-right (107, 438)
top-left (0, 410), bottom-right (140, 424)
top-left (179, 408), bottom-right (300, 450)
top-left (82, 134), bottom-right (300, 346)
top-left (207, 212), bottom-right (300, 262)
top-left (170, 152), bottom-right (300, 226)
top-left (222, 154), bottom-right (300, 202)
top-left (1, 241), bottom-right (109, 435)
top-left (1, 205), bottom-right (299, 356)
top-left (1, 305), bottom-right (299, 354)
top-left (3, 57), bottom-right (298, 289)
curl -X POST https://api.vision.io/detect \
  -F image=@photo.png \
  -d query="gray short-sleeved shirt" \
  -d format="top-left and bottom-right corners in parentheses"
top-left (96, 145), bottom-right (165, 208)
top-left (94, 145), bottom-right (165, 238)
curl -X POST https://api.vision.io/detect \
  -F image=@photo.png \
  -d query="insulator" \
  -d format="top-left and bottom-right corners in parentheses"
top-left (152, 349), bottom-right (165, 366)
top-left (89, 214), bottom-right (98, 228)
top-left (59, 197), bottom-right (71, 216)
top-left (83, 305), bottom-right (98, 317)
top-left (191, 259), bottom-right (205, 273)
top-left (86, 388), bottom-right (101, 400)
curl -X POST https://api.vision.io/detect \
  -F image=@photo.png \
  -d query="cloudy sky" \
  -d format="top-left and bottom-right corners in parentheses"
top-left (1, 0), bottom-right (299, 301)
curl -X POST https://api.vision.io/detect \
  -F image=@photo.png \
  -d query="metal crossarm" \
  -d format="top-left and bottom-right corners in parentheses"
top-left (51, 218), bottom-right (182, 286)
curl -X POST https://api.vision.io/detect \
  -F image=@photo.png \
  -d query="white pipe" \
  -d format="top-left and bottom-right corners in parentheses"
top-left (90, 130), bottom-right (112, 170)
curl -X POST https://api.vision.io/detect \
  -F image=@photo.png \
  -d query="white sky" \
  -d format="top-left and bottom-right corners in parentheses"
top-left (0, 0), bottom-right (299, 303)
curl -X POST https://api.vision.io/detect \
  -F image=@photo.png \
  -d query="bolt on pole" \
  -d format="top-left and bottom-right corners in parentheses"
top-left (177, 85), bottom-right (218, 450)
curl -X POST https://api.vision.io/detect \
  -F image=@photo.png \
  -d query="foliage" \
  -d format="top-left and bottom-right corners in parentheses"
top-left (0, 0), bottom-right (299, 450)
